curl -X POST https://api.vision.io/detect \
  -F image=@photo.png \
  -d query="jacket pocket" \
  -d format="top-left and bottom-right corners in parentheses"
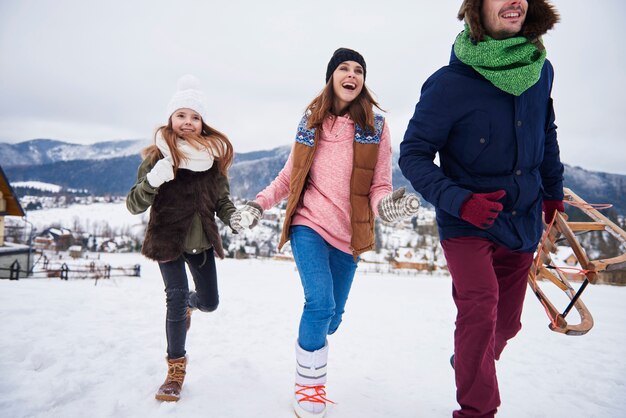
top-left (454, 110), bottom-right (491, 166)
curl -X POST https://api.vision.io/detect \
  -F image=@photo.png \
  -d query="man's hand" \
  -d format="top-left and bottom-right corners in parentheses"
top-left (459, 190), bottom-right (506, 229)
top-left (542, 199), bottom-right (565, 224)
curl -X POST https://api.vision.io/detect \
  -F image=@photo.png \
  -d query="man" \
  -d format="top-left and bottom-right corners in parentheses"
top-left (399, 1), bottom-right (564, 417)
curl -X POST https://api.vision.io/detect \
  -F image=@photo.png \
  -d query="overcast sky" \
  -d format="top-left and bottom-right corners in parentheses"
top-left (1, 0), bottom-right (624, 174)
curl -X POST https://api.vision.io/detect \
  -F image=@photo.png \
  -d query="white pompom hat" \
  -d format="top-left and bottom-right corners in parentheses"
top-left (166, 74), bottom-right (209, 122)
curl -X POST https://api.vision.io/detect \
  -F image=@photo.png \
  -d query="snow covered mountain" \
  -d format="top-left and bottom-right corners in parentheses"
top-left (1, 139), bottom-right (294, 197)
top-left (0, 138), bottom-right (146, 166)
top-left (2, 139), bottom-right (625, 215)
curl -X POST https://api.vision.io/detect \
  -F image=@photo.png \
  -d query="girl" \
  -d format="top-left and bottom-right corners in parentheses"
top-left (234, 48), bottom-right (420, 417)
top-left (126, 75), bottom-right (246, 402)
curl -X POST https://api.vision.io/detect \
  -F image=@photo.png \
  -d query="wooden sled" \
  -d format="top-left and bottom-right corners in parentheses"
top-left (528, 188), bottom-right (626, 335)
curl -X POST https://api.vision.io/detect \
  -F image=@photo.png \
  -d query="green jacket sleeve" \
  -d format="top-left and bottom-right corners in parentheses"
top-left (215, 172), bottom-right (237, 229)
top-left (126, 158), bottom-right (159, 214)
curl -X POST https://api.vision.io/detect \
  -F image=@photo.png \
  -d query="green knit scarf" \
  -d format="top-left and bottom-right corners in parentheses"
top-left (453, 25), bottom-right (546, 96)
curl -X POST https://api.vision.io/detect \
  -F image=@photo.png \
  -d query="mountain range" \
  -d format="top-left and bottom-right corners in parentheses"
top-left (2, 139), bottom-right (625, 216)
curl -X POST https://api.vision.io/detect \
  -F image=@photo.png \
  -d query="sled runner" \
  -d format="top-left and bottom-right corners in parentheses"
top-left (528, 188), bottom-right (626, 335)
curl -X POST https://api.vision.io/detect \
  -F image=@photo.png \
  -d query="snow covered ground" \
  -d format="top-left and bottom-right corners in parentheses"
top-left (23, 202), bottom-right (147, 235)
top-left (1, 254), bottom-right (625, 418)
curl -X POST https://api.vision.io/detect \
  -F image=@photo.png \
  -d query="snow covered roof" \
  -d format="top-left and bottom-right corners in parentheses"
top-left (0, 242), bottom-right (30, 253)
top-left (11, 181), bottom-right (62, 193)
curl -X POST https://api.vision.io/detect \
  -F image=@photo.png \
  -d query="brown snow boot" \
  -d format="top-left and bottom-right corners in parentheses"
top-left (155, 356), bottom-right (187, 402)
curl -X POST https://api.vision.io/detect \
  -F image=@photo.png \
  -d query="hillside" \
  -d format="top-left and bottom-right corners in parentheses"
top-left (2, 139), bottom-right (625, 215)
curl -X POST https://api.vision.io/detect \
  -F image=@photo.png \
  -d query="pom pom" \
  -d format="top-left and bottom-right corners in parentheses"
top-left (177, 74), bottom-right (200, 91)
top-left (166, 74), bottom-right (209, 122)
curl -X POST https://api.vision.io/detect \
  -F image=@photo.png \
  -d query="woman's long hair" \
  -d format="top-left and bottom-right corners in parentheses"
top-left (305, 77), bottom-right (384, 133)
top-left (142, 120), bottom-right (234, 176)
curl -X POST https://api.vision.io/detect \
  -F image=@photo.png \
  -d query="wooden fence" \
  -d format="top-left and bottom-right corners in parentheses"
top-left (0, 257), bottom-right (140, 282)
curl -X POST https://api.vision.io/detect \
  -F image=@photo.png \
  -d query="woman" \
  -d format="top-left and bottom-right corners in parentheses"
top-left (234, 48), bottom-right (420, 417)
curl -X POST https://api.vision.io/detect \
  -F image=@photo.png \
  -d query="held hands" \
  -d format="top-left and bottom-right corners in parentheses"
top-left (230, 201), bottom-right (264, 233)
top-left (378, 187), bottom-right (420, 222)
top-left (459, 190), bottom-right (506, 229)
top-left (542, 199), bottom-right (565, 224)
top-left (146, 157), bottom-right (174, 188)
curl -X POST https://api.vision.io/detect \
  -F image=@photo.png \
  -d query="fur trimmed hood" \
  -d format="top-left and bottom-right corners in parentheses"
top-left (458, 0), bottom-right (559, 43)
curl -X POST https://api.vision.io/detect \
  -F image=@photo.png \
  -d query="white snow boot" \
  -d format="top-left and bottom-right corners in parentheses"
top-left (293, 342), bottom-right (334, 418)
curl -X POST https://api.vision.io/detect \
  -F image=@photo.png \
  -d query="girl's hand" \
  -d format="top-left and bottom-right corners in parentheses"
top-left (146, 157), bottom-right (174, 188)
top-left (230, 201), bottom-right (263, 232)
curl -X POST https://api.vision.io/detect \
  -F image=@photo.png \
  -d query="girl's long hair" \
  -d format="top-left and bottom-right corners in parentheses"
top-left (142, 119), bottom-right (234, 176)
top-left (305, 77), bottom-right (384, 133)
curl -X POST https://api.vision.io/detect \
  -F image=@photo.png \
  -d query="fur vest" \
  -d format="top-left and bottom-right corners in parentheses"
top-left (142, 164), bottom-right (225, 261)
top-left (278, 113), bottom-right (384, 258)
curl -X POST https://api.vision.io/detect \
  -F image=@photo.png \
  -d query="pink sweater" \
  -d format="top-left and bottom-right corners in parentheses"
top-left (255, 115), bottom-right (393, 254)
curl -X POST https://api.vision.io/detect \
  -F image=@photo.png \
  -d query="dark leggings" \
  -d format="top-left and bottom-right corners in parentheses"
top-left (158, 249), bottom-right (219, 359)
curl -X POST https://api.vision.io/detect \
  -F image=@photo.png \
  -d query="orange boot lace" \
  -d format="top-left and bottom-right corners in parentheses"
top-left (295, 384), bottom-right (336, 405)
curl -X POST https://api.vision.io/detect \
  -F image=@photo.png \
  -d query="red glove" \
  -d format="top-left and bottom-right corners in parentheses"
top-left (542, 199), bottom-right (565, 224)
top-left (460, 190), bottom-right (506, 229)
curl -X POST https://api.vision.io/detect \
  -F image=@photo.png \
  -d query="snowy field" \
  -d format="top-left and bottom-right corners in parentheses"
top-left (23, 202), bottom-right (147, 234)
top-left (1, 254), bottom-right (625, 418)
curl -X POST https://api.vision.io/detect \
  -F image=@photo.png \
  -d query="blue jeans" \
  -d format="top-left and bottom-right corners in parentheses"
top-left (158, 249), bottom-right (219, 359)
top-left (290, 225), bottom-right (359, 352)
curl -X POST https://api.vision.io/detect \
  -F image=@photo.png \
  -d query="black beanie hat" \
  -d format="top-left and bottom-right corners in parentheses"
top-left (325, 48), bottom-right (367, 83)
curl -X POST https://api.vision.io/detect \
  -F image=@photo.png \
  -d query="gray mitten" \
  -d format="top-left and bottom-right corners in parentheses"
top-left (230, 201), bottom-right (263, 232)
top-left (377, 187), bottom-right (420, 222)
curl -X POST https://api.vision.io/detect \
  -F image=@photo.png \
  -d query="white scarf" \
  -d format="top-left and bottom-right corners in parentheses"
top-left (155, 133), bottom-right (214, 172)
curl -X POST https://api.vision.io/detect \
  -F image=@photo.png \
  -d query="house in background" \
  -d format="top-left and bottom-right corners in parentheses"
top-left (34, 227), bottom-right (74, 251)
top-left (391, 247), bottom-right (436, 271)
top-left (0, 165), bottom-right (31, 278)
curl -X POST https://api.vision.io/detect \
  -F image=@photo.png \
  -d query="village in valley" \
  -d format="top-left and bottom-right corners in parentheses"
top-left (0, 178), bottom-right (447, 279)
top-left (4, 173), bottom-right (622, 285)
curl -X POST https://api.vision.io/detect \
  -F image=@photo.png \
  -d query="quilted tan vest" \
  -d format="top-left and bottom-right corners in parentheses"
top-left (278, 113), bottom-right (384, 258)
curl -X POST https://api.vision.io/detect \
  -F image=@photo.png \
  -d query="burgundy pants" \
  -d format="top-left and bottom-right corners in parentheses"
top-left (441, 237), bottom-right (533, 418)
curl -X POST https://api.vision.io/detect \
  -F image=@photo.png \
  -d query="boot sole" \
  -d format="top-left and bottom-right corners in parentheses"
top-left (294, 412), bottom-right (325, 418)
top-left (155, 393), bottom-right (180, 402)
top-left (293, 399), bottom-right (326, 418)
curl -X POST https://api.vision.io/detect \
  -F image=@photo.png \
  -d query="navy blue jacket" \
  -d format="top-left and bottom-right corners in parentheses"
top-left (399, 47), bottom-right (564, 252)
